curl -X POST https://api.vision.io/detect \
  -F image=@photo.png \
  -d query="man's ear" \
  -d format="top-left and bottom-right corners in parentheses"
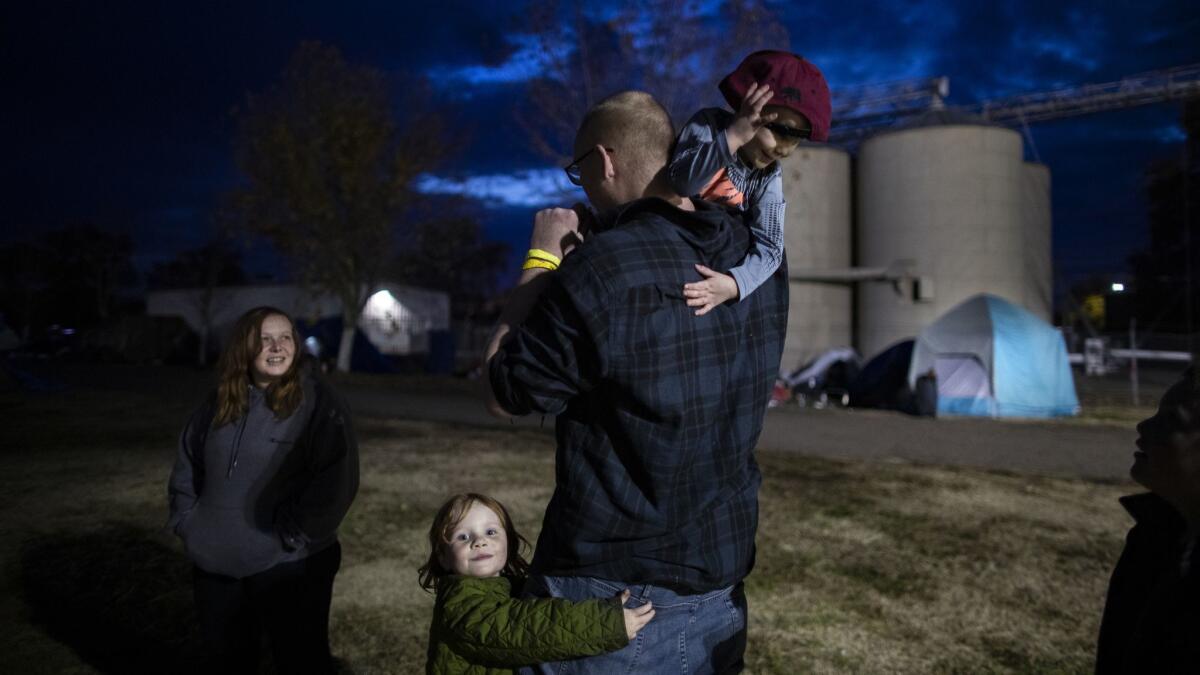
top-left (598, 145), bottom-right (616, 181)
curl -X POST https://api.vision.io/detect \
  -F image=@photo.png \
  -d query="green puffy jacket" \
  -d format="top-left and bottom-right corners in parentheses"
top-left (425, 575), bottom-right (628, 674)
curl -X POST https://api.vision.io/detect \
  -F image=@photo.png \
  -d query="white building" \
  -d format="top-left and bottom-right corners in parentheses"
top-left (146, 281), bottom-right (450, 356)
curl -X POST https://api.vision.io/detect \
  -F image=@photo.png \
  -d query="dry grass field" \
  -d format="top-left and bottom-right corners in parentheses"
top-left (0, 365), bottom-right (1136, 674)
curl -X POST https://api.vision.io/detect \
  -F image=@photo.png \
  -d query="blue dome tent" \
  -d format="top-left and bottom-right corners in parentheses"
top-left (907, 294), bottom-right (1079, 418)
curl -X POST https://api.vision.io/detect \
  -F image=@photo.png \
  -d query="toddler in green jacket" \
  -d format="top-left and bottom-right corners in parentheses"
top-left (419, 493), bottom-right (655, 674)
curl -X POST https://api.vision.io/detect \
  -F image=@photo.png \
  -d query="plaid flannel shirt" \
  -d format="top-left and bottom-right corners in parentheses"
top-left (490, 197), bottom-right (787, 592)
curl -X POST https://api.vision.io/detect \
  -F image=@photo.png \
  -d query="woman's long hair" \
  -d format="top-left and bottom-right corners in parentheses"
top-left (213, 306), bottom-right (305, 427)
top-left (418, 493), bottom-right (531, 592)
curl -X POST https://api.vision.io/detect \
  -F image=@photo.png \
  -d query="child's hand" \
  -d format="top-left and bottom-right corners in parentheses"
top-left (683, 264), bottom-right (740, 316)
top-left (617, 589), bottom-right (655, 641)
top-left (727, 82), bottom-right (777, 151)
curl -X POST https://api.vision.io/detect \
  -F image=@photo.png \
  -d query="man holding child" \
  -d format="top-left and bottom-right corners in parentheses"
top-left (484, 89), bottom-right (787, 672)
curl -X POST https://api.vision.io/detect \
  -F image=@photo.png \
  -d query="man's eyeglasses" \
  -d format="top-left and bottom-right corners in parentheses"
top-left (764, 122), bottom-right (812, 142)
top-left (564, 147), bottom-right (614, 186)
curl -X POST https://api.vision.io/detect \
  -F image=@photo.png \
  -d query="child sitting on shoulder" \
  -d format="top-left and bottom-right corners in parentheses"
top-left (420, 493), bottom-right (654, 674)
top-left (669, 49), bottom-right (832, 315)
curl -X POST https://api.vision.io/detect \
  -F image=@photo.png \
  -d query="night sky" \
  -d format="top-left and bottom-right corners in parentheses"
top-left (4, 1), bottom-right (1198, 292)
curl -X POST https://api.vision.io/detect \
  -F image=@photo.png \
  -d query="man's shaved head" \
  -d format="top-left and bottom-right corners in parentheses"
top-left (575, 91), bottom-right (675, 197)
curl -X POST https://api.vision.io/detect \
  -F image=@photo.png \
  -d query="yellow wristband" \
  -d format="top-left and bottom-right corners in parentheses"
top-left (522, 258), bottom-right (558, 271)
top-left (525, 248), bottom-right (562, 266)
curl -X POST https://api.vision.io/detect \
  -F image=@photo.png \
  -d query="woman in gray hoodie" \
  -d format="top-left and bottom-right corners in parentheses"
top-left (168, 306), bottom-right (359, 675)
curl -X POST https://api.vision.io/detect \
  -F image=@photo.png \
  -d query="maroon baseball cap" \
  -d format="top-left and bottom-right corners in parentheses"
top-left (719, 50), bottom-right (832, 143)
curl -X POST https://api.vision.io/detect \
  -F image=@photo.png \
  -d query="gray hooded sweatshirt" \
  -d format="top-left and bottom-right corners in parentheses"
top-left (168, 372), bottom-right (358, 579)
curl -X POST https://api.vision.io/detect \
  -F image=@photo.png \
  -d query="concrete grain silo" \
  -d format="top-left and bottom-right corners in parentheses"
top-left (1021, 162), bottom-right (1053, 322)
top-left (779, 144), bottom-right (853, 371)
top-left (856, 119), bottom-right (1032, 358)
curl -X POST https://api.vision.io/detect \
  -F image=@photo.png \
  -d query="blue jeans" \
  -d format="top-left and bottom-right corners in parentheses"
top-left (519, 574), bottom-right (747, 675)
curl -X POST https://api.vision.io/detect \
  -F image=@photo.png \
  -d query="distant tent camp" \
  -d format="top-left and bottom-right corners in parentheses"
top-left (847, 339), bottom-right (936, 416)
top-left (848, 339), bottom-right (915, 410)
top-left (908, 294), bottom-right (1079, 418)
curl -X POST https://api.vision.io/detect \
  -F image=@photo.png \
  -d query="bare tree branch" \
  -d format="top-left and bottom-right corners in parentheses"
top-left (515, 0), bottom-right (790, 162)
top-left (224, 42), bottom-right (456, 372)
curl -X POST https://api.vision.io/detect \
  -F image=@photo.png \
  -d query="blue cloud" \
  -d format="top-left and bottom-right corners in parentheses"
top-left (1010, 9), bottom-right (1105, 74)
top-left (9, 0), bottom-right (1199, 287)
top-left (427, 34), bottom-right (574, 86)
top-left (424, 0), bottom-right (762, 89)
top-left (414, 169), bottom-right (582, 208)
top-left (1154, 124), bottom-right (1187, 143)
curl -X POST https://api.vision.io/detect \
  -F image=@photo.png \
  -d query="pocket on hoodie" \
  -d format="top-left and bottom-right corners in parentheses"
top-left (269, 435), bottom-right (304, 465)
top-left (181, 504), bottom-right (286, 577)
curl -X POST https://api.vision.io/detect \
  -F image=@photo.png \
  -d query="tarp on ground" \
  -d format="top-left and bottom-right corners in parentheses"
top-left (782, 347), bottom-right (861, 389)
top-left (908, 294), bottom-right (1079, 418)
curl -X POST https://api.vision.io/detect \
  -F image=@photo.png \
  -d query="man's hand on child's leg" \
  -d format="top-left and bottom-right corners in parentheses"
top-left (683, 264), bottom-right (740, 316)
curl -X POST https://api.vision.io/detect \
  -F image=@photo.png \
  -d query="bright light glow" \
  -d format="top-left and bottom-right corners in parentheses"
top-left (366, 290), bottom-right (398, 314)
top-left (1111, 283), bottom-right (1125, 292)
top-left (363, 289), bottom-right (415, 337)
top-left (304, 336), bottom-right (322, 357)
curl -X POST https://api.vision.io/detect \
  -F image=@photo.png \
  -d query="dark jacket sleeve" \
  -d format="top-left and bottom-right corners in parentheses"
top-left (166, 398), bottom-right (211, 534)
top-left (1096, 513), bottom-right (1200, 674)
top-left (273, 381), bottom-right (360, 550)
top-left (489, 257), bottom-right (608, 417)
top-left (437, 577), bottom-right (627, 666)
